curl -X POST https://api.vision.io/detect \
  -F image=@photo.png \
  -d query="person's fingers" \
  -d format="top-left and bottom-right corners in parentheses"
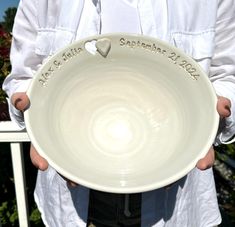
top-left (217, 96), bottom-right (231, 118)
top-left (196, 147), bottom-right (215, 170)
top-left (30, 144), bottom-right (48, 171)
top-left (58, 173), bottom-right (78, 187)
top-left (67, 180), bottom-right (78, 188)
top-left (11, 92), bottom-right (30, 111)
top-left (30, 144), bottom-right (77, 186)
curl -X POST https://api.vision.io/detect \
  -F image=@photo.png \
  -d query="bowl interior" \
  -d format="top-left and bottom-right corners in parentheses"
top-left (25, 34), bottom-right (218, 193)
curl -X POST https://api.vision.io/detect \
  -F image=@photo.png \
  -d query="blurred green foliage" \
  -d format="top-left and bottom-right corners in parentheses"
top-left (0, 143), bottom-right (44, 226)
top-left (0, 23), bottom-right (11, 103)
top-left (215, 144), bottom-right (235, 226)
top-left (1, 7), bottom-right (17, 33)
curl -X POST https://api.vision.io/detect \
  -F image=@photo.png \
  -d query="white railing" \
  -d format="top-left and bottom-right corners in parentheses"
top-left (0, 121), bottom-right (30, 227)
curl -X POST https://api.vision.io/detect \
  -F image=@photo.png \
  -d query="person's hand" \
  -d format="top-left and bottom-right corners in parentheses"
top-left (30, 144), bottom-right (49, 170)
top-left (216, 96), bottom-right (231, 118)
top-left (11, 92), bottom-right (49, 170)
top-left (196, 146), bottom-right (215, 170)
top-left (30, 144), bottom-right (78, 187)
top-left (196, 96), bottom-right (231, 170)
top-left (11, 92), bottom-right (30, 111)
top-left (11, 92), bottom-right (78, 187)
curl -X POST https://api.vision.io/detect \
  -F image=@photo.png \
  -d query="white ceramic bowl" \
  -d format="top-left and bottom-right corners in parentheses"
top-left (24, 33), bottom-right (219, 193)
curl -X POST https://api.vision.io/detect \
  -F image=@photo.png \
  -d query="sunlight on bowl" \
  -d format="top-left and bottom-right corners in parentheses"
top-left (24, 33), bottom-right (219, 193)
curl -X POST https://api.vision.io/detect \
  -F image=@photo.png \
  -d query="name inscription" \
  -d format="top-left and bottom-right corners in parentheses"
top-left (38, 46), bottom-right (83, 87)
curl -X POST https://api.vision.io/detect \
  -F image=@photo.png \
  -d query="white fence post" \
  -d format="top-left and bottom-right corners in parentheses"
top-left (0, 121), bottom-right (30, 227)
top-left (10, 142), bottom-right (29, 227)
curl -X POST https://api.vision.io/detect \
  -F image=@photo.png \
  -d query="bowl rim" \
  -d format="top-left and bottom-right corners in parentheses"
top-left (24, 33), bottom-right (220, 193)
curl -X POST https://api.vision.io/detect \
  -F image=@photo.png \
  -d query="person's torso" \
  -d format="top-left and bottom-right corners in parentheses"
top-left (35, 0), bottom-right (218, 74)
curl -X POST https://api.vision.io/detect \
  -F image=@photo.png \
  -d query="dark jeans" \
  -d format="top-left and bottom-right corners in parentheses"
top-left (87, 190), bottom-right (142, 227)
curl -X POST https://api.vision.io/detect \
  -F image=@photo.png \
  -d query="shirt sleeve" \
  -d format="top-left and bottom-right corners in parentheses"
top-left (210, 0), bottom-right (235, 145)
top-left (2, 0), bottom-right (44, 129)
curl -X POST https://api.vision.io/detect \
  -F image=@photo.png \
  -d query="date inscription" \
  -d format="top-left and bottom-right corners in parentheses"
top-left (120, 37), bottom-right (200, 80)
top-left (168, 52), bottom-right (199, 80)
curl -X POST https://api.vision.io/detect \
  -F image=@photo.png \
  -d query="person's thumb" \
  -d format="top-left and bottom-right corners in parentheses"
top-left (217, 96), bottom-right (231, 118)
top-left (11, 92), bottom-right (30, 111)
top-left (30, 144), bottom-right (49, 171)
top-left (196, 147), bottom-right (215, 170)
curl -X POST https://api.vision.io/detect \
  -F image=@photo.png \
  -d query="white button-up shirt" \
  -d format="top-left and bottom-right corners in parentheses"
top-left (3, 0), bottom-right (235, 226)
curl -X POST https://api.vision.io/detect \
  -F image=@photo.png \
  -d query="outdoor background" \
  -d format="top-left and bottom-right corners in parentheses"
top-left (0, 0), bottom-right (234, 226)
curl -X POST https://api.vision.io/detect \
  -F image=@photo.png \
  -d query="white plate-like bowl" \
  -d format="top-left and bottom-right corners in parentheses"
top-left (25, 33), bottom-right (219, 193)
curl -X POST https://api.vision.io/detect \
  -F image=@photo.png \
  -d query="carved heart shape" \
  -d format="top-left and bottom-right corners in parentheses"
top-left (95, 38), bottom-right (111, 57)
